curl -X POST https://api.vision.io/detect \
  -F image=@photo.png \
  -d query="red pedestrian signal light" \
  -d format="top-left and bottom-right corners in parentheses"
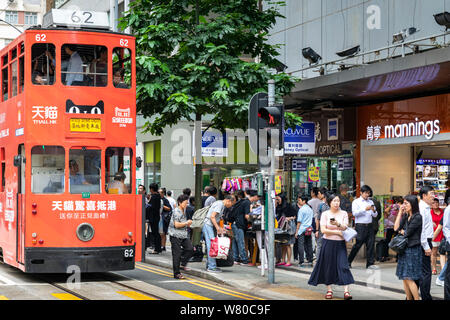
top-left (258, 106), bottom-right (281, 126)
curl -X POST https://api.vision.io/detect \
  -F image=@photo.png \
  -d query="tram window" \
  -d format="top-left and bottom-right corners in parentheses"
top-left (31, 146), bottom-right (65, 194)
top-left (11, 61), bottom-right (17, 97)
top-left (31, 44), bottom-right (55, 86)
top-left (1, 148), bottom-right (4, 192)
top-left (61, 44), bottom-right (107, 87)
top-left (2, 67), bottom-right (7, 101)
top-left (19, 56), bottom-right (24, 93)
top-left (69, 148), bottom-right (101, 194)
top-left (112, 48), bottom-right (131, 89)
top-left (105, 147), bottom-right (132, 194)
top-left (11, 48), bottom-right (17, 60)
top-left (2, 54), bottom-right (7, 66)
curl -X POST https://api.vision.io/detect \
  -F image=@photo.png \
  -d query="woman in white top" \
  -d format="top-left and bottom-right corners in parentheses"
top-left (308, 193), bottom-right (354, 300)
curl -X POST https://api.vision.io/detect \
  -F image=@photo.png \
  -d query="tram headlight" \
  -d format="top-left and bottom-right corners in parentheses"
top-left (76, 223), bottom-right (95, 242)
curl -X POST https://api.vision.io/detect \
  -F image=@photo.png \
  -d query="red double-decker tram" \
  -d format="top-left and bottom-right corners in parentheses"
top-left (0, 23), bottom-right (142, 273)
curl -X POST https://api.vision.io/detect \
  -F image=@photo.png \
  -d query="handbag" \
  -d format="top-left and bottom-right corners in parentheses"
top-left (438, 238), bottom-right (449, 255)
top-left (304, 227), bottom-right (313, 236)
top-left (389, 214), bottom-right (409, 255)
top-left (342, 227), bottom-right (357, 242)
top-left (388, 234), bottom-right (408, 254)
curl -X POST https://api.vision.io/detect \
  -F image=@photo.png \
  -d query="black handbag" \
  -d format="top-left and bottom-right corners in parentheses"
top-left (251, 218), bottom-right (262, 231)
top-left (438, 238), bottom-right (449, 255)
top-left (389, 234), bottom-right (408, 254)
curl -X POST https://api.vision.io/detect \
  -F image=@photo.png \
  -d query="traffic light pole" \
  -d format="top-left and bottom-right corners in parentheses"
top-left (267, 80), bottom-right (275, 284)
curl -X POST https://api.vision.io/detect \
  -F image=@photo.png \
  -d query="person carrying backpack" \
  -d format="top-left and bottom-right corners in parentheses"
top-left (230, 190), bottom-right (258, 265)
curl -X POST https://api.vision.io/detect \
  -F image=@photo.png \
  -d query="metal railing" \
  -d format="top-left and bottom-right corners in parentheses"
top-left (290, 31), bottom-right (450, 79)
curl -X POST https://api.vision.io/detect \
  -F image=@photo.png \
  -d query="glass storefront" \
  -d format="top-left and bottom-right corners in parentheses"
top-left (144, 140), bottom-right (161, 188)
top-left (290, 156), bottom-right (354, 200)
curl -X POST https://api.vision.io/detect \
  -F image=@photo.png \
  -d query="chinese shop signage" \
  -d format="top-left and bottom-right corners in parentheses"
top-left (367, 119), bottom-right (441, 141)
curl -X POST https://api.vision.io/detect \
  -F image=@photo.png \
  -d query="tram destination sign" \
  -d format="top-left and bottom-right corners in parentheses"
top-left (43, 9), bottom-right (110, 30)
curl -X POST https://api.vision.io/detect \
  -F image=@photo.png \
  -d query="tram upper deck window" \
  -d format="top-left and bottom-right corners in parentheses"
top-left (31, 44), bottom-right (55, 85)
top-left (112, 48), bottom-right (131, 89)
top-left (105, 147), bottom-right (132, 194)
top-left (61, 44), bottom-right (107, 87)
top-left (69, 148), bottom-right (101, 194)
top-left (31, 146), bottom-right (65, 194)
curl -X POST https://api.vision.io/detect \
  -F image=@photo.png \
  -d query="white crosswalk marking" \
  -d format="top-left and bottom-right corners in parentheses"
top-left (0, 273), bottom-right (17, 286)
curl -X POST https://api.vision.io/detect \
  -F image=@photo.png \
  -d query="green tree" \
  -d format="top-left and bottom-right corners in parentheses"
top-left (120, 0), bottom-right (301, 208)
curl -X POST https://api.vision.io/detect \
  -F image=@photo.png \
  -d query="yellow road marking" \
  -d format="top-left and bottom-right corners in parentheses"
top-left (171, 290), bottom-right (211, 300)
top-left (136, 263), bottom-right (264, 300)
top-left (117, 291), bottom-right (157, 300)
top-left (0, 295), bottom-right (9, 300)
top-left (135, 265), bottom-right (174, 277)
top-left (52, 293), bottom-right (82, 300)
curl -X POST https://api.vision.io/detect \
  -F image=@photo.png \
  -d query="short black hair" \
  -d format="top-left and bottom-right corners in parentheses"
top-left (158, 188), bottom-right (166, 196)
top-left (183, 188), bottom-right (191, 196)
top-left (246, 189), bottom-right (258, 197)
top-left (224, 195), bottom-right (234, 201)
top-left (114, 172), bottom-right (126, 181)
top-left (298, 194), bottom-right (309, 202)
top-left (189, 196), bottom-right (195, 205)
top-left (235, 190), bottom-right (246, 199)
top-left (318, 187), bottom-right (328, 195)
top-left (208, 186), bottom-right (217, 196)
top-left (149, 183), bottom-right (158, 192)
top-left (167, 190), bottom-right (172, 197)
top-left (360, 185), bottom-right (373, 195)
top-left (419, 186), bottom-right (434, 199)
top-left (311, 187), bottom-right (319, 197)
top-left (177, 194), bottom-right (189, 205)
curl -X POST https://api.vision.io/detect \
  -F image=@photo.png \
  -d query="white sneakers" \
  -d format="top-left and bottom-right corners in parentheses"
top-left (436, 278), bottom-right (444, 287)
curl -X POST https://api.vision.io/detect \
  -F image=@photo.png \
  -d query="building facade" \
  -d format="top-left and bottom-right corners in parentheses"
top-left (267, 0), bottom-right (450, 202)
top-left (0, 0), bottom-right (46, 49)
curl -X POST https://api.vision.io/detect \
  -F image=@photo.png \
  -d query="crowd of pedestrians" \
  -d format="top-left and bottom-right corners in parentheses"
top-left (139, 181), bottom-right (450, 300)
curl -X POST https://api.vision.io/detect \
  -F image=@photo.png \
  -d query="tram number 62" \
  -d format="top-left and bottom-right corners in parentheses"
top-left (71, 11), bottom-right (94, 24)
top-left (124, 249), bottom-right (134, 258)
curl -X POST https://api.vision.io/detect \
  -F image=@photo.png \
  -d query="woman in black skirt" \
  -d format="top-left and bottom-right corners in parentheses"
top-left (393, 194), bottom-right (423, 300)
top-left (308, 193), bottom-right (354, 300)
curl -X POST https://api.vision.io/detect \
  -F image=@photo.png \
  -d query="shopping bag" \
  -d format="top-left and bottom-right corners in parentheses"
top-left (216, 236), bottom-right (231, 260)
top-left (209, 236), bottom-right (231, 259)
top-left (209, 237), bottom-right (219, 258)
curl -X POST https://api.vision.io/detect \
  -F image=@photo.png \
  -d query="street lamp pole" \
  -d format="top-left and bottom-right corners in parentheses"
top-left (0, 19), bottom-right (22, 34)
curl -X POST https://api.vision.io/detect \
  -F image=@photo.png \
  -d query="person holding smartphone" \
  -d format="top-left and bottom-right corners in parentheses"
top-left (348, 185), bottom-right (378, 269)
top-left (308, 193), bottom-right (354, 300)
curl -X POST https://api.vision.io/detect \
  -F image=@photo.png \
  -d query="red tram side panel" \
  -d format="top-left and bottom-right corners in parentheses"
top-left (0, 29), bottom-right (141, 273)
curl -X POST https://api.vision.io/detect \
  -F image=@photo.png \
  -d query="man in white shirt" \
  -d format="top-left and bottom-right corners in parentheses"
top-left (442, 205), bottom-right (450, 300)
top-left (416, 186), bottom-right (435, 300)
top-left (348, 185), bottom-right (378, 269)
top-left (64, 45), bottom-right (84, 86)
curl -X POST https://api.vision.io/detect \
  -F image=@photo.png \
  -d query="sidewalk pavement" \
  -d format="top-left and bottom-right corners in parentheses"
top-left (144, 249), bottom-right (445, 300)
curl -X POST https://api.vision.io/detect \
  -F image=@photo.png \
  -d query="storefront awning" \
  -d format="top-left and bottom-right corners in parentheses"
top-left (284, 46), bottom-right (450, 110)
